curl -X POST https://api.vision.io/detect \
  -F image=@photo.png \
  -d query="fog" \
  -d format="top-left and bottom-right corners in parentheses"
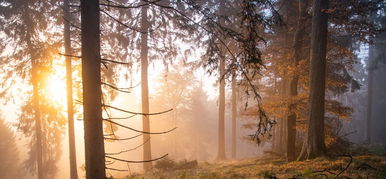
top-left (1, 0), bottom-right (386, 178)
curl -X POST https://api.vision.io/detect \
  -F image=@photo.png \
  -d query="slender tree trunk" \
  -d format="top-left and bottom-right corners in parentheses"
top-left (64, 0), bottom-right (78, 178)
top-left (366, 45), bottom-right (374, 144)
top-left (279, 77), bottom-right (288, 153)
top-left (217, 0), bottom-right (226, 161)
top-left (80, 0), bottom-right (106, 178)
top-left (25, 9), bottom-right (44, 177)
top-left (306, 0), bottom-right (329, 159)
top-left (286, 0), bottom-right (308, 162)
top-left (140, 4), bottom-right (152, 171)
top-left (217, 57), bottom-right (226, 160)
top-left (231, 74), bottom-right (237, 159)
top-left (32, 62), bottom-right (44, 179)
top-left (271, 74), bottom-right (278, 152)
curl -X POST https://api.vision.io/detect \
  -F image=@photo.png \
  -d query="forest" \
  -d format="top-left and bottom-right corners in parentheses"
top-left (0, 0), bottom-right (385, 178)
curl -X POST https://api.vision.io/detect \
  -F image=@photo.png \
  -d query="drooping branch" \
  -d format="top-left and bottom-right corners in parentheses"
top-left (104, 133), bottom-right (142, 141)
top-left (103, 104), bottom-right (173, 116)
top-left (101, 82), bottom-right (132, 93)
top-left (63, 16), bottom-right (81, 30)
top-left (102, 96), bottom-right (117, 138)
top-left (106, 154), bottom-right (168, 163)
top-left (103, 119), bottom-right (177, 135)
top-left (99, 3), bottom-right (150, 9)
top-left (105, 160), bottom-right (115, 166)
top-left (105, 167), bottom-right (128, 172)
top-left (58, 53), bottom-right (81, 59)
top-left (101, 58), bottom-right (131, 65)
top-left (101, 82), bottom-right (140, 94)
top-left (105, 137), bottom-right (151, 155)
top-left (104, 114), bottom-right (137, 120)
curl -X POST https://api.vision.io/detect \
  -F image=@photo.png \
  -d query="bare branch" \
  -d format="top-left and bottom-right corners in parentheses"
top-left (105, 160), bottom-right (115, 165)
top-left (103, 104), bottom-right (173, 116)
top-left (101, 58), bottom-right (131, 65)
top-left (105, 167), bottom-right (128, 172)
top-left (106, 154), bottom-right (168, 163)
top-left (63, 16), bottom-right (81, 30)
top-left (104, 114), bottom-right (137, 120)
top-left (58, 53), bottom-right (81, 58)
top-left (103, 119), bottom-right (177, 135)
top-left (101, 82), bottom-right (138, 93)
top-left (105, 137), bottom-right (151, 155)
top-left (336, 155), bottom-right (353, 177)
top-left (99, 3), bottom-right (149, 9)
top-left (104, 133), bottom-right (142, 141)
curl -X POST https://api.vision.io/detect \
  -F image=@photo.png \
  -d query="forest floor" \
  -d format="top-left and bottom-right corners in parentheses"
top-left (126, 154), bottom-right (386, 179)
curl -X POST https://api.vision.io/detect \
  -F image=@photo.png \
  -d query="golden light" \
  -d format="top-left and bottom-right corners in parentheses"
top-left (40, 59), bottom-right (67, 109)
top-left (45, 75), bottom-right (66, 105)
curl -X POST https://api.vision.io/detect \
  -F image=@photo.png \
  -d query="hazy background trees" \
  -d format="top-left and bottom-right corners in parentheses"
top-left (0, 0), bottom-right (385, 178)
top-left (0, 117), bottom-right (20, 179)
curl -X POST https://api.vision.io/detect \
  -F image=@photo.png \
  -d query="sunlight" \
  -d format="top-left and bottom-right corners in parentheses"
top-left (41, 59), bottom-right (67, 109)
top-left (45, 74), bottom-right (66, 106)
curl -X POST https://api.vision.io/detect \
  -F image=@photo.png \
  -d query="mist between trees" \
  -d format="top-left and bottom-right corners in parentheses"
top-left (0, 0), bottom-right (385, 178)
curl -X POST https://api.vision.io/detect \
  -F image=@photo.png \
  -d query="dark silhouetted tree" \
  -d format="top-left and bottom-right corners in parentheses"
top-left (80, 0), bottom-right (106, 178)
top-left (306, 0), bottom-right (329, 159)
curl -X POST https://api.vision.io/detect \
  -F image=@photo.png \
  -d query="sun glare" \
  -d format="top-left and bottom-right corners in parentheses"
top-left (41, 60), bottom-right (67, 108)
top-left (45, 75), bottom-right (66, 105)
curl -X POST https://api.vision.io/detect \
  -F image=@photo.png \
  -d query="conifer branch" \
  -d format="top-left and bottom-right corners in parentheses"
top-left (100, 9), bottom-right (151, 34)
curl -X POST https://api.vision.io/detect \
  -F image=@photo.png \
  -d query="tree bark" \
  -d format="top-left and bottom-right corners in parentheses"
top-left (279, 77), bottom-right (288, 153)
top-left (140, 4), bottom-right (152, 171)
top-left (80, 0), bottom-right (106, 178)
top-left (217, 57), bottom-right (226, 160)
top-left (231, 73), bottom-right (237, 159)
top-left (366, 44), bottom-right (374, 144)
top-left (64, 0), bottom-right (78, 178)
top-left (306, 0), bottom-right (329, 159)
top-left (217, 0), bottom-right (226, 161)
top-left (286, 0), bottom-right (308, 162)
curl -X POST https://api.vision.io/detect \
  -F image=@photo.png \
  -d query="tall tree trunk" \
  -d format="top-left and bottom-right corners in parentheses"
top-left (366, 45), bottom-right (374, 144)
top-left (32, 61), bottom-right (44, 179)
top-left (24, 8), bottom-right (44, 177)
top-left (80, 0), bottom-right (106, 178)
top-left (279, 77), bottom-right (288, 153)
top-left (217, 57), bottom-right (226, 160)
top-left (231, 73), bottom-right (237, 159)
top-left (306, 0), bottom-right (329, 159)
top-left (64, 0), bottom-right (78, 178)
top-left (141, 4), bottom-right (152, 171)
top-left (217, 0), bottom-right (227, 161)
top-left (286, 0), bottom-right (308, 162)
